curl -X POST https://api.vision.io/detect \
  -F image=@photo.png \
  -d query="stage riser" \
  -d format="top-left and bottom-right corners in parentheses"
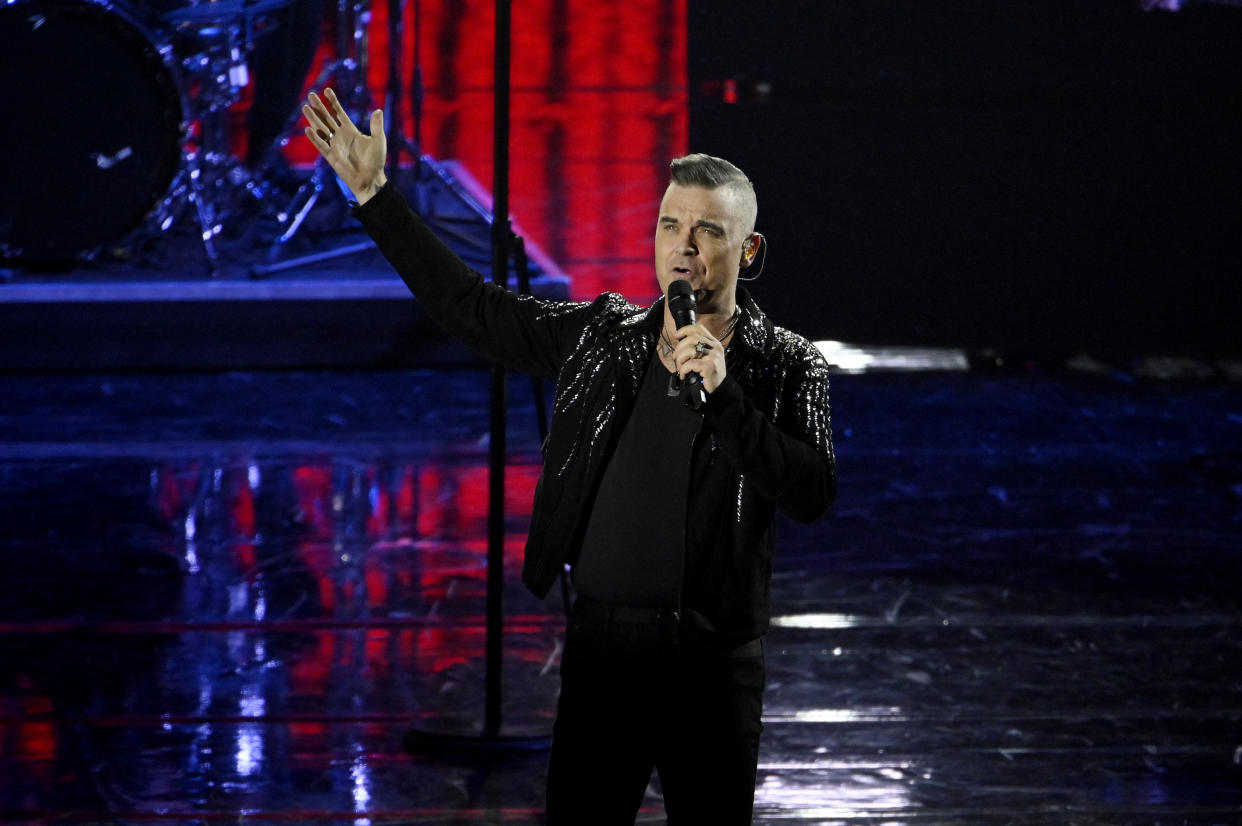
top-left (0, 300), bottom-right (484, 371)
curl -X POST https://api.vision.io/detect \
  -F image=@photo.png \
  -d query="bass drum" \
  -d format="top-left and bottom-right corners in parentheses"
top-left (0, 0), bottom-right (185, 266)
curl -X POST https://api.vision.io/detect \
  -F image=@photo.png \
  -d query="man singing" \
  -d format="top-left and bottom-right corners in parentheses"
top-left (304, 88), bottom-right (836, 824)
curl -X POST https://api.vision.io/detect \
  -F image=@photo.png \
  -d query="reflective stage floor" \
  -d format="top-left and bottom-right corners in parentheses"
top-left (0, 365), bottom-right (1239, 824)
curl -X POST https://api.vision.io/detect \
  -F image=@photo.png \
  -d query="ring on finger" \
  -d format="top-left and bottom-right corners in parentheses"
top-left (694, 341), bottom-right (711, 356)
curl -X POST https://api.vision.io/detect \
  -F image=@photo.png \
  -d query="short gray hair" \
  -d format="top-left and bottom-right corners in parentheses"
top-left (668, 153), bottom-right (758, 234)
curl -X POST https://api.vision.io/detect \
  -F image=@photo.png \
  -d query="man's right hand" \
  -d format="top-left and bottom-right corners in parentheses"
top-left (302, 88), bottom-right (388, 205)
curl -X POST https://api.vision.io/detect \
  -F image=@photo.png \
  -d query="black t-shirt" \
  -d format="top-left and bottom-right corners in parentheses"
top-left (571, 350), bottom-right (703, 608)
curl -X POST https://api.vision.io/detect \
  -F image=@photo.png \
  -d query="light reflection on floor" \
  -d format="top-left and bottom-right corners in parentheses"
top-left (0, 368), bottom-right (1239, 823)
top-left (765, 708), bottom-right (911, 724)
top-left (771, 613), bottom-right (869, 629)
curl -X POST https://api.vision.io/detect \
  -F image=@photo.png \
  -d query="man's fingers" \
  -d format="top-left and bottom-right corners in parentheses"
top-left (308, 91), bottom-right (344, 134)
top-left (303, 125), bottom-right (328, 154)
top-left (302, 108), bottom-right (325, 142)
top-left (303, 97), bottom-right (334, 139)
top-left (325, 88), bottom-right (353, 133)
top-left (305, 92), bottom-right (330, 125)
top-left (308, 89), bottom-right (385, 144)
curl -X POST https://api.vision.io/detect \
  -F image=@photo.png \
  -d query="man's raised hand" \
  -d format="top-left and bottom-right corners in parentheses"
top-left (302, 88), bottom-right (387, 205)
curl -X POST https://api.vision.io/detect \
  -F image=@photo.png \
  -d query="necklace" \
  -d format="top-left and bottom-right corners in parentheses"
top-left (658, 307), bottom-right (742, 358)
top-left (661, 307), bottom-right (743, 399)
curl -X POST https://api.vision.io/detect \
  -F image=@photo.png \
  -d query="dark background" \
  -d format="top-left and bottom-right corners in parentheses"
top-left (689, 0), bottom-right (1241, 357)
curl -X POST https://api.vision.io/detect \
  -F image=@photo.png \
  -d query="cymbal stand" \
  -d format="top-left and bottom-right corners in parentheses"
top-left (149, 14), bottom-right (260, 275)
top-left (383, 0), bottom-right (425, 183)
top-left (251, 0), bottom-right (374, 275)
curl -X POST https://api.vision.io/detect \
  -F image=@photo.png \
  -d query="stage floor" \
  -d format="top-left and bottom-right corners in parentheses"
top-left (0, 365), bottom-right (1240, 824)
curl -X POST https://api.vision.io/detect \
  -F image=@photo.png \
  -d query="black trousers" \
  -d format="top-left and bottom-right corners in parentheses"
top-left (545, 599), bottom-right (765, 825)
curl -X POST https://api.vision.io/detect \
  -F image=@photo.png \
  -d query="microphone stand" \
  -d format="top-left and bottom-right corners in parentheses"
top-left (482, 0), bottom-right (512, 742)
top-left (403, 0), bottom-right (550, 752)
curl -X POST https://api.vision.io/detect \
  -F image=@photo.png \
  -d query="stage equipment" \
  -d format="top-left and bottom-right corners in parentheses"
top-left (252, 0), bottom-right (374, 264)
top-left (159, 0), bottom-right (297, 28)
top-left (0, 0), bottom-right (308, 271)
top-left (382, 0), bottom-right (425, 176)
top-left (403, 0), bottom-right (554, 754)
top-left (0, 0), bottom-right (365, 273)
top-left (0, 0), bottom-right (185, 265)
top-left (254, 0), bottom-right (427, 276)
top-left (155, 0), bottom-right (309, 273)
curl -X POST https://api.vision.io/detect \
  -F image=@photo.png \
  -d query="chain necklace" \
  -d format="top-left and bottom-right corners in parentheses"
top-left (658, 307), bottom-right (742, 358)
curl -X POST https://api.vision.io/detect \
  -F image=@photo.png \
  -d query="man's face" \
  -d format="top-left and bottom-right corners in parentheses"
top-left (653, 183), bottom-right (752, 315)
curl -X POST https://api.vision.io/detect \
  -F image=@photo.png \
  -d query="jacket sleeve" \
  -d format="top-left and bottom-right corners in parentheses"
top-left (352, 181), bottom-right (591, 380)
top-left (700, 343), bottom-right (837, 522)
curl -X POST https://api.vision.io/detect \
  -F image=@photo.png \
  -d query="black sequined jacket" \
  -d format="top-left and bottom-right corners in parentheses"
top-left (355, 182), bottom-right (836, 642)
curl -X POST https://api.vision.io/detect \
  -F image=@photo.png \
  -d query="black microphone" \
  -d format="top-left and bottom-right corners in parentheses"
top-left (667, 279), bottom-right (705, 410)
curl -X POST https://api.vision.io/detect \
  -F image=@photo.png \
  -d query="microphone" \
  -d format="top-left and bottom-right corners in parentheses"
top-left (667, 279), bottom-right (706, 410)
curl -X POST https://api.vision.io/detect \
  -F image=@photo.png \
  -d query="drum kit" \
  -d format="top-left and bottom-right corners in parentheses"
top-left (0, 0), bottom-right (375, 275)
